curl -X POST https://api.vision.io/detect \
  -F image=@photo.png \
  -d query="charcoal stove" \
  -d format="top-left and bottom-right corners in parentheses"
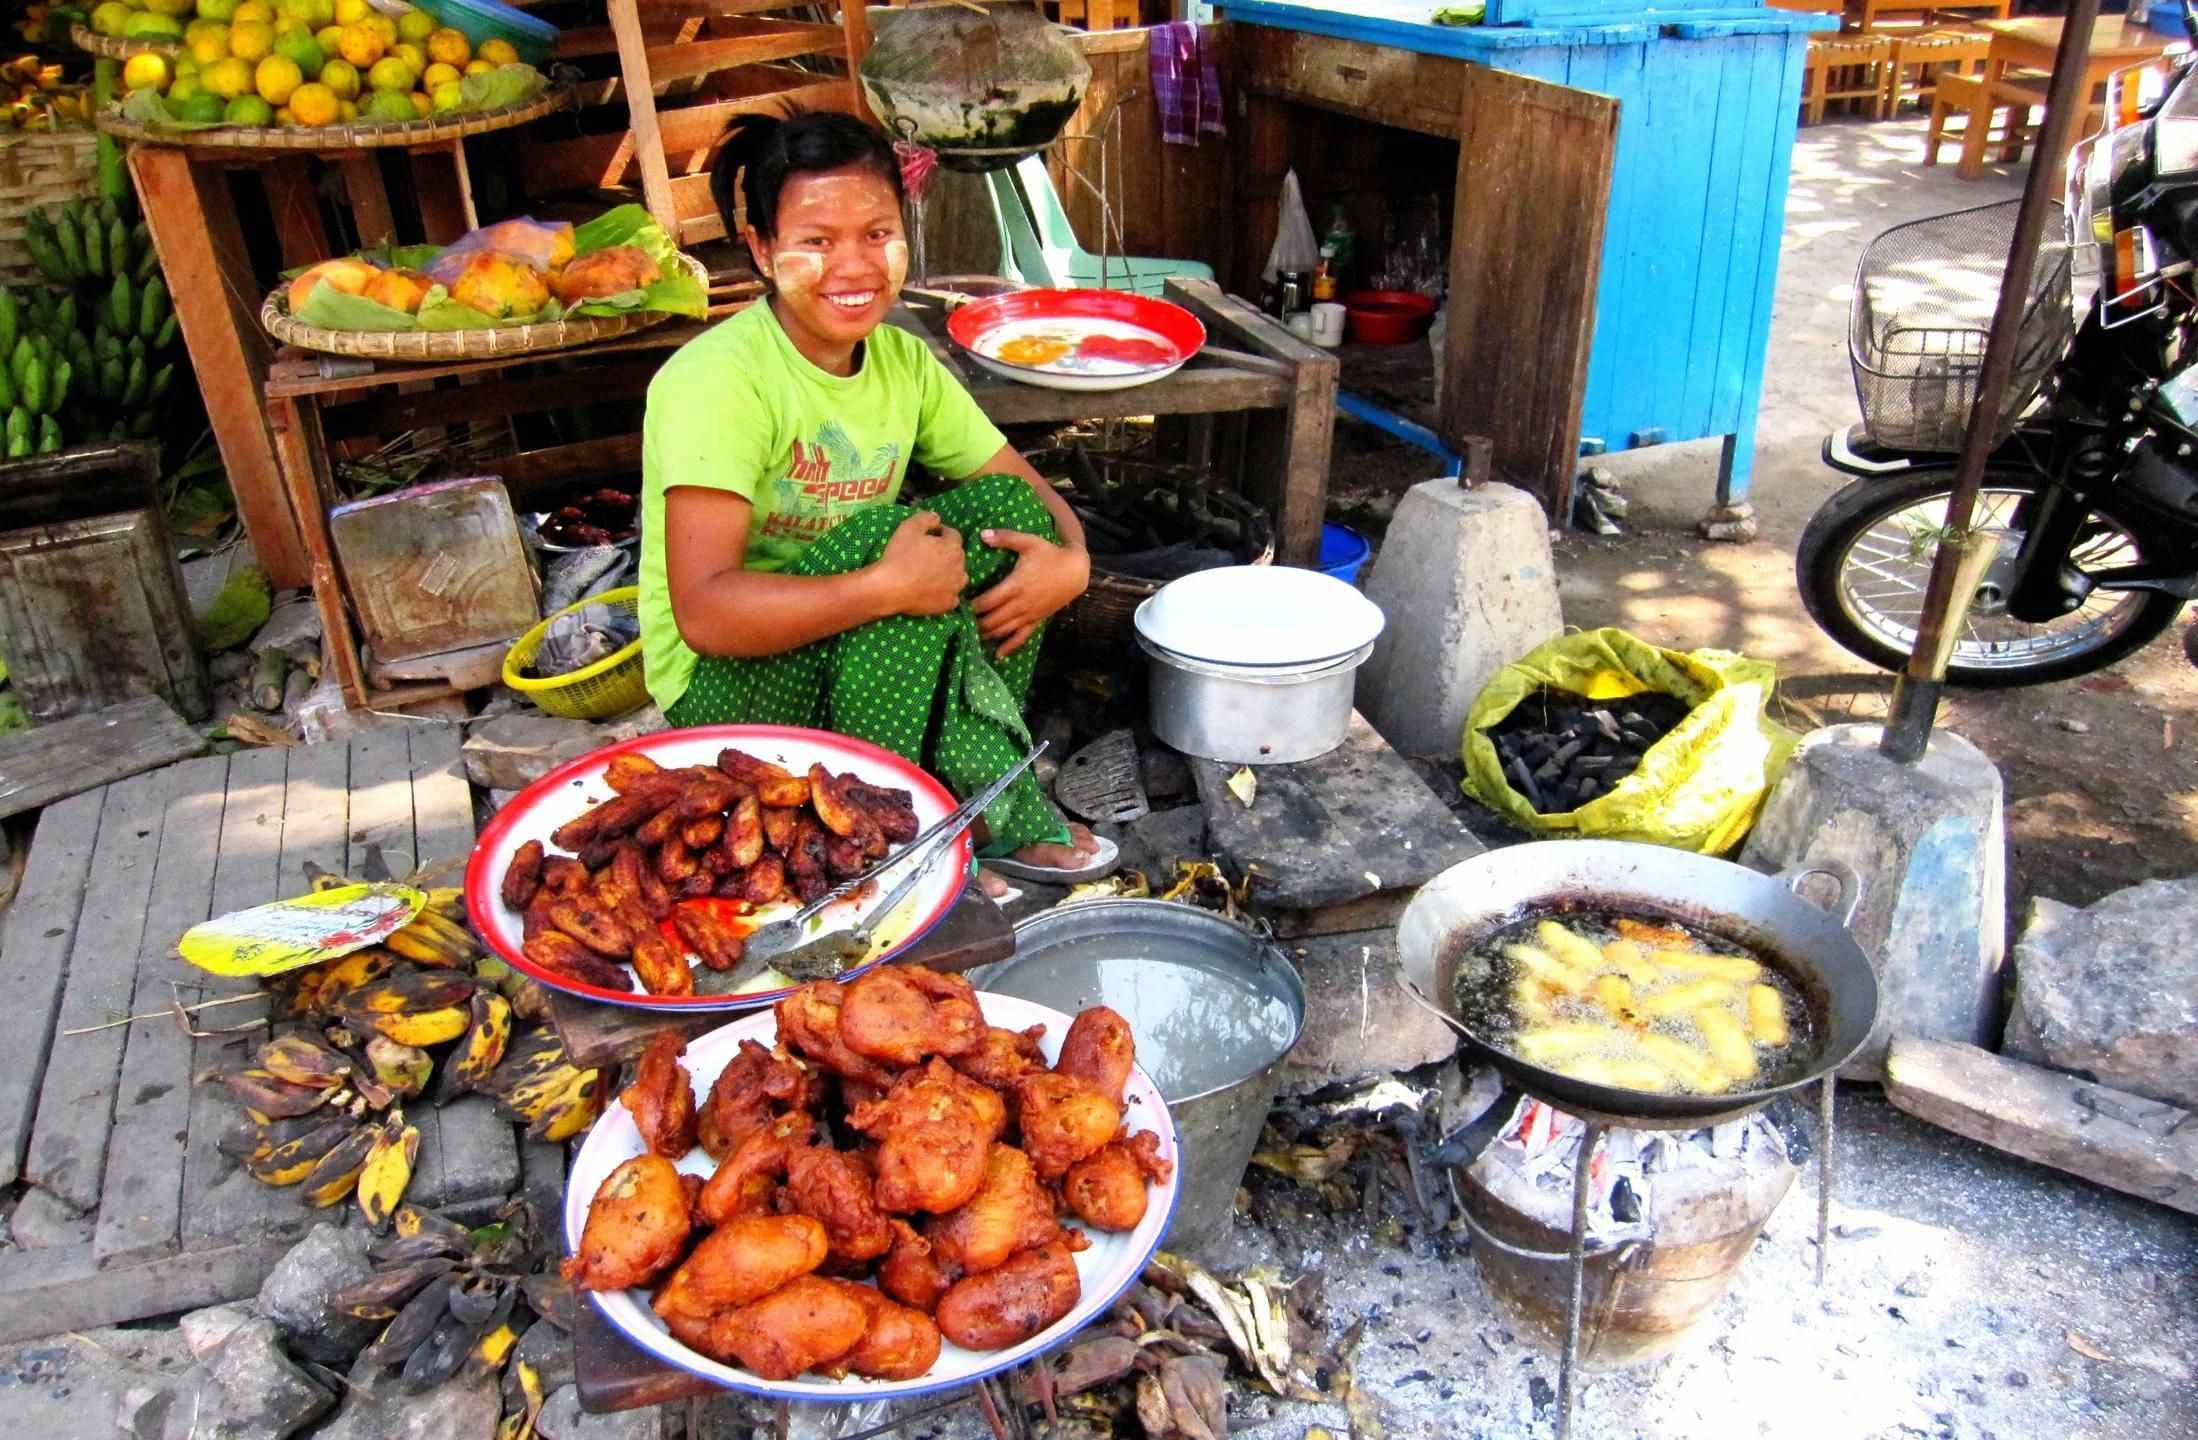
top-left (1395, 842), bottom-right (1880, 1440)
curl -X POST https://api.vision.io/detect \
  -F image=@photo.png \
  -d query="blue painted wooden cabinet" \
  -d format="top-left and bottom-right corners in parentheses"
top-left (1224, 0), bottom-right (1836, 505)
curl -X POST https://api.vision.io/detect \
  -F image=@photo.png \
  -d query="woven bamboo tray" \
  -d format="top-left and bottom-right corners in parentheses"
top-left (97, 86), bottom-right (566, 151)
top-left (71, 22), bottom-right (182, 59)
top-left (0, 128), bottom-right (99, 288)
top-left (261, 253), bottom-right (705, 362)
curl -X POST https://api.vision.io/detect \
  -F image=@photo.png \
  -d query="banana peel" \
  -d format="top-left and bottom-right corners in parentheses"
top-left (366, 1036), bottom-right (434, 1099)
top-left (259, 1033), bottom-right (354, 1089)
top-left (247, 1115), bottom-right (359, 1187)
top-left (357, 1115), bottom-right (420, 1231)
top-left (355, 1004), bottom-right (471, 1048)
top-left (310, 948), bottom-right (398, 1013)
top-left (221, 1067), bottom-right (339, 1122)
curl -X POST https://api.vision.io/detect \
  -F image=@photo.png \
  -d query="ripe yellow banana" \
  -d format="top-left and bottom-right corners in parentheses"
top-left (424, 887), bottom-right (466, 920)
top-left (359, 1005), bottom-right (471, 1048)
top-left (356, 1115), bottom-right (419, 1232)
top-left (258, 1034), bottom-right (353, 1089)
top-left (447, 992), bottom-right (512, 1091)
top-left (311, 948), bottom-right (398, 1013)
top-left (343, 972), bottom-right (475, 1015)
top-left (502, 1062), bottom-right (605, 1142)
top-left (246, 1116), bottom-right (359, 1186)
top-left (301, 1124), bottom-right (380, 1207)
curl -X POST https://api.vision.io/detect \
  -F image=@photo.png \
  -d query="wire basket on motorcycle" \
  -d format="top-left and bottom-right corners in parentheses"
top-left (1847, 199), bottom-right (2078, 453)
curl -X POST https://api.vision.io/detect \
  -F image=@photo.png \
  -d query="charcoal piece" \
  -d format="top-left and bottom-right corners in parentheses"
top-left (1576, 776), bottom-right (1603, 803)
top-left (1522, 738), bottom-right (1557, 768)
top-left (1591, 709), bottom-right (1621, 742)
top-left (1507, 755), bottom-right (1545, 812)
top-left (1619, 711), bottom-right (1646, 728)
top-left (1574, 755), bottom-right (1618, 773)
top-left (1621, 727), bottom-right (1659, 748)
top-left (1551, 738), bottom-right (1586, 767)
top-left (1532, 758), bottom-right (1564, 784)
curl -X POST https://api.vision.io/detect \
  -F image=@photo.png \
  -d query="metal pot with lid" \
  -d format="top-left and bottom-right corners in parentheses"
top-left (1135, 565), bottom-right (1385, 765)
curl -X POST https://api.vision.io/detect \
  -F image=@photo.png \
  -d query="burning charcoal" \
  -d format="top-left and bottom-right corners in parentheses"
top-left (1591, 709), bottom-right (1621, 741)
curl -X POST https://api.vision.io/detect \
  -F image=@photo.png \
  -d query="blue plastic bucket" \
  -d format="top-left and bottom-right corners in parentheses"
top-left (1317, 523), bottom-right (1371, 584)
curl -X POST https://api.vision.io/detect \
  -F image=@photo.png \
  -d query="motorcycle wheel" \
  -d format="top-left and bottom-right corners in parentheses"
top-left (1796, 467), bottom-right (2188, 686)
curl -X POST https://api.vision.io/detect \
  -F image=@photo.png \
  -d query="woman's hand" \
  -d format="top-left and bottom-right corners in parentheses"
top-left (875, 510), bottom-right (967, 617)
top-left (972, 529), bottom-right (1091, 658)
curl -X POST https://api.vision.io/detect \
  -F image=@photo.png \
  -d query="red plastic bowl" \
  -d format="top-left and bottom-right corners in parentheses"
top-left (1343, 289), bottom-right (1436, 345)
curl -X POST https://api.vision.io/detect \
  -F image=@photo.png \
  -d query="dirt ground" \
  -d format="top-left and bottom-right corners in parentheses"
top-left (1336, 116), bottom-right (2198, 925)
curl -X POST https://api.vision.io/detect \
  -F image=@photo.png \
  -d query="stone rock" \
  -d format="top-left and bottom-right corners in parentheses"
top-left (1999, 896), bottom-right (2076, 1060)
top-left (1355, 479), bottom-right (1563, 758)
top-left (1140, 745), bottom-right (1194, 805)
top-left (9, 1185), bottom-right (90, 1249)
top-left (180, 1303), bottom-right (256, 1361)
top-left (1280, 931), bottom-right (1457, 1094)
top-left (203, 1317), bottom-right (334, 1440)
top-left (1696, 502), bottom-right (1760, 543)
top-left (251, 598), bottom-right (324, 663)
top-left (257, 1224), bottom-right (379, 1366)
top-left (408, 1094), bottom-right (521, 1212)
top-left (515, 1316), bottom-right (577, 1398)
top-left (536, 1384), bottom-right (664, 1440)
top-left (317, 1366), bottom-right (501, 1440)
top-left (1740, 724), bottom-right (2006, 1080)
top-left (2004, 874), bottom-right (2198, 1110)
top-left (463, 711), bottom-right (660, 791)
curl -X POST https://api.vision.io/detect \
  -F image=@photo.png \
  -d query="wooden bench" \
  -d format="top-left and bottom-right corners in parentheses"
top-left (1803, 33), bottom-right (1893, 124)
top-left (1880, 28), bottom-right (1991, 117)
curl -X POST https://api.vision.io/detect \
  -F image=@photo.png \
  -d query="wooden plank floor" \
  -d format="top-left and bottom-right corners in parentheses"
top-left (0, 726), bottom-right (516, 1343)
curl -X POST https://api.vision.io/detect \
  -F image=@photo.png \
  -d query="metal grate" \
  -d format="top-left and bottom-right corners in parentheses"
top-left (1848, 200), bottom-right (2076, 453)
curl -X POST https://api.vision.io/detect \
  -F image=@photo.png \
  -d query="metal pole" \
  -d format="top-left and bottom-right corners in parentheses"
top-left (1557, 1120), bottom-right (1606, 1440)
top-left (1816, 1074), bottom-right (1836, 1288)
top-left (1880, 0), bottom-right (2102, 763)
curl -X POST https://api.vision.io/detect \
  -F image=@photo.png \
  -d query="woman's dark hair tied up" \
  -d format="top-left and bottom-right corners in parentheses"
top-left (710, 110), bottom-right (903, 241)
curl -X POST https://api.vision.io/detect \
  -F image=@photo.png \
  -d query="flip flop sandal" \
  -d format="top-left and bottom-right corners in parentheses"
top-left (981, 833), bottom-right (1122, 885)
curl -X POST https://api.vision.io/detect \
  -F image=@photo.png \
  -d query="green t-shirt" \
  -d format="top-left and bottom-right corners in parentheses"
top-left (638, 302), bottom-right (1009, 712)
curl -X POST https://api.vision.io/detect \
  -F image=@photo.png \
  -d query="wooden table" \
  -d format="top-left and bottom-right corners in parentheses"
top-left (1958, 15), bottom-right (2177, 179)
top-left (1842, 0), bottom-right (2009, 34)
top-left (263, 275), bottom-right (1337, 711)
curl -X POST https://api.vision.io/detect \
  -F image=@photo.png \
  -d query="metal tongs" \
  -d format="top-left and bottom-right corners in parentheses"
top-left (728, 742), bottom-right (1047, 982)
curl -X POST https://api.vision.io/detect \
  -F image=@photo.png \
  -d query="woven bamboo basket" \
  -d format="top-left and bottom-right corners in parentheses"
top-left (0, 128), bottom-right (99, 288)
top-left (97, 86), bottom-right (567, 151)
top-left (71, 22), bottom-right (182, 59)
top-left (261, 253), bottom-right (707, 362)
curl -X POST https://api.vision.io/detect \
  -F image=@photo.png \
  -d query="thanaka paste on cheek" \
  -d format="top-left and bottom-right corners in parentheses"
top-left (770, 249), bottom-right (825, 297)
top-left (883, 238), bottom-right (909, 296)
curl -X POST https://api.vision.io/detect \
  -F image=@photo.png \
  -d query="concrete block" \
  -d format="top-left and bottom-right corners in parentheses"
top-left (1355, 480), bottom-right (1562, 758)
top-left (1740, 723), bottom-right (2006, 1081)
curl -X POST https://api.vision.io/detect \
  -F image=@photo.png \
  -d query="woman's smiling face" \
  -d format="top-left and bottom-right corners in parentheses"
top-left (748, 164), bottom-right (909, 364)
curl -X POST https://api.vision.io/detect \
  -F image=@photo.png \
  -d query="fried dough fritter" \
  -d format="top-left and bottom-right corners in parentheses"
top-left (562, 1154), bottom-right (691, 1291)
top-left (839, 966), bottom-right (984, 1067)
top-left (934, 1241), bottom-right (1082, 1351)
top-left (1014, 1072), bottom-right (1121, 1182)
top-left (838, 1280), bottom-right (943, 1380)
top-left (925, 1143), bottom-right (1075, 1275)
top-left (1054, 1006), bottom-right (1135, 1104)
top-left (697, 1038), bottom-right (819, 1161)
top-left (618, 1030), bottom-right (698, 1157)
top-left (850, 1058), bottom-right (998, 1214)
top-left (775, 982), bottom-right (900, 1089)
top-left (651, 1213), bottom-right (827, 1322)
top-left (953, 1024), bottom-right (1048, 1090)
top-left (877, 1218), bottom-right (952, 1313)
top-left (1061, 1131), bottom-right (1173, 1233)
top-left (787, 1144), bottom-right (893, 1263)
top-left (714, 1274), bottom-right (870, 1380)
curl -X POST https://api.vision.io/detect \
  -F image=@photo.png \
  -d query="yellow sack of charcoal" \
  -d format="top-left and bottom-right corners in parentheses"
top-left (1461, 627), bottom-right (1798, 856)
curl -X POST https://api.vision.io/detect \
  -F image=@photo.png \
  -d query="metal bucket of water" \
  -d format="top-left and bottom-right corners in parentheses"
top-left (984, 900), bottom-right (1306, 1255)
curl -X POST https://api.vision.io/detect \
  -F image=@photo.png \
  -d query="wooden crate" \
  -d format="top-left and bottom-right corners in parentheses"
top-left (0, 727), bottom-right (545, 1342)
top-left (0, 444), bottom-right (211, 723)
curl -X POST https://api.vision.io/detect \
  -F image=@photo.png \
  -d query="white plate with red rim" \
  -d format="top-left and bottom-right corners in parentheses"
top-left (563, 993), bottom-right (1180, 1401)
top-left (945, 289), bottom-right (1207, 393)
top-left (465, 725), bottom-right (973, 1013)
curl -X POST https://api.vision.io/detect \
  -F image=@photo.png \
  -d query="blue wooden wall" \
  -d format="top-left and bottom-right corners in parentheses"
top-left (1224, 1), bottom-right (1835, 497)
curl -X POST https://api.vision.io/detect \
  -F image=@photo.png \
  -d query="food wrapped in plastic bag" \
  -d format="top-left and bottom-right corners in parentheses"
top-left (536, 600), bottom-right (640, 677)
top-left (426, 216), bottom-right (576, 285)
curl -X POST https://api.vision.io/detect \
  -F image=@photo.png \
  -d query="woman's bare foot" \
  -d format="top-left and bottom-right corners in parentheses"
top-left (1008, 822), bottom-right (1103, 872)
top-left (976, 867), bottom-right (1013, 899)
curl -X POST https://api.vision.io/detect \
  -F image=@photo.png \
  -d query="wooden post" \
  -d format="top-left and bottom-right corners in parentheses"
top-left (339, 156), bottom-right (398, 249)
top-left (1438, 66), bottom-right (1617, 521)
top-left (127, 147), bottom-right (309, 589)
top-left (609, 0), bottom-right (678, 237)
top-left (260, 157), bottom-right (330, 267)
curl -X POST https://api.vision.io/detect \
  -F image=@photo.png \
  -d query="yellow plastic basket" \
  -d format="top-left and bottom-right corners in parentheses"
top-left (502, 586), bottom-right (649, 721)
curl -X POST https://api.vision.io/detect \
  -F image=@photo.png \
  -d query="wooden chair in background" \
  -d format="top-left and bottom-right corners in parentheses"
top-left (1879, 28), bottom-right (1991, 117)
top-left (1803, 33), bottom-right (1893, 124)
